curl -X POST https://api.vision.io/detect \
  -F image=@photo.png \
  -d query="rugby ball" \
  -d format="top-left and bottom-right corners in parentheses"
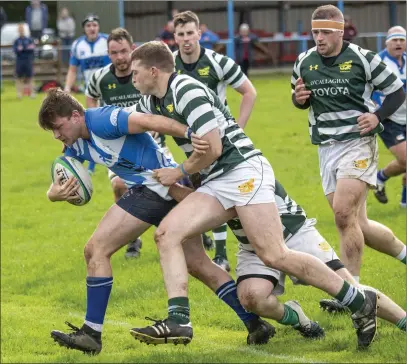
top-left (51, 156), bottom-right (93, 206)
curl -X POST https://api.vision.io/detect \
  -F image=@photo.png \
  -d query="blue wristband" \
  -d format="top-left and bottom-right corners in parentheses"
top-left (179, 163), bottom-right (189, 176)
top-left (184, 127), bottom-right (193, 139)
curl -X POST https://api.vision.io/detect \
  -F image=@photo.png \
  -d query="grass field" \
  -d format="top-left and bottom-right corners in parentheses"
top-left (1, 75), bottom-right (405, 363)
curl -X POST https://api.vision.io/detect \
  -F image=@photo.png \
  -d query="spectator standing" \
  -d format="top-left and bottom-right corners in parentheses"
top-left (199, 23), bottom-right (220, 50)
top-left (157, 20), bottom-right (177, 51)
top-left (234, 23), bottom-right (270, 77)
top-left (343, 15), bottom-right (358, 42)
top-left (25, 0), bottom-right (48, 42)
top-left (57, 7), bottom-right (76, 66)
top-left (13, 22), bottom-right (35, 99)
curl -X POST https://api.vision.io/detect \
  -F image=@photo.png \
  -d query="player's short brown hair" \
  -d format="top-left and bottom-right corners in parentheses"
top-left (312, 4), bottom-right (344, 22)
top-left (38, 88), bottom-right (85, 130)
top-left (107, 27), bottom-right (134, 47)
top-left (173, 10), bottom-right (200, 30)
top-left (130, 41), bottom-right (175, 73)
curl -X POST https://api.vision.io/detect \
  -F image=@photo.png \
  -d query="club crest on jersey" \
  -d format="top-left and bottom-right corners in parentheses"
top-left (108, 83), bottom-right (116, 89)
top-left (309, 64), bottom-right (319, 71)
top-left (353, 158), bottom-right (369, 169)
top-left (318, 241), bottom-right (332, 252)
top-left (166, 104), bottom-right (174, 113)
top-left (198, 66), bottom-right (210, 76)
top-left (339, 60), bottom-right (352, 72)
top-left (110, 108), bottom-right (120, 126)
top-left (238, 178), bottom-right (255, 194)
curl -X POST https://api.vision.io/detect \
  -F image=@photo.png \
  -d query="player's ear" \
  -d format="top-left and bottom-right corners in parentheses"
top-left (71, 110), bottom-right (81, 122)
top-left (151, 66), bottom-right (159, 78)
top-left (131, 43), bottom-right (136, 51)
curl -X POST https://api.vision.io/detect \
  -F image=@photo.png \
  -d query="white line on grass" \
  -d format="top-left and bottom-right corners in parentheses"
top-left (68, 312), bottom-right (324, 363)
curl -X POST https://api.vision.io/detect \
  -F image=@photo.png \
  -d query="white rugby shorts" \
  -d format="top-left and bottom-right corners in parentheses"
top-left (197, 155), bottom-right (276, 209)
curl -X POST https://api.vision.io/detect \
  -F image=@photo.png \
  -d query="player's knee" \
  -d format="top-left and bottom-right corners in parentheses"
top-left (333, 207), bottom-right (355, 229)
top-left (397, 155), bottom-right (406, 170)
top-left (84, 241), bottom-right (95, 264)
top-left (238, 288), bottom-right (263, 313)
top-left (154, 225), bottom-right (169, 246)
top-left (84, 237), bottom-right (110, 263)
top-left (258, 247), bottom-right (287, 269)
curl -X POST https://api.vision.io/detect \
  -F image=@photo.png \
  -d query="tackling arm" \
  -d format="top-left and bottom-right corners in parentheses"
top-left (86, 96), bottom-right (99, 108)
top-left (127, 111), bottom-right (189, 137)
top-left (182, 128), bottom-right (222, 175)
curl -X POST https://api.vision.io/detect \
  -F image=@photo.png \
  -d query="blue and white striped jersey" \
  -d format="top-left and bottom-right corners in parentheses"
top-left (372, 50), bottom-right (406, 125)
top-left (70, 34), bottom-right (110, 85)
top-left (64, 106), bottom-right (177, 199)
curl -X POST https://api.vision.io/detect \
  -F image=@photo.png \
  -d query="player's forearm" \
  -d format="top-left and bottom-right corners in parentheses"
top-left (183, 145), bottom-right (222, 176)
top-left (136, 114), bottom-right (188, 138)
top-left (374, 87), bottom-right (405, 122)
top-left (168, 183), bottom-right (194, 202)
top-left (86, 96), bottom-right (99, 108)
top-left (236, 91), bottom-right (257, 129)
top-left (64, 67), bottom-right (77, 91)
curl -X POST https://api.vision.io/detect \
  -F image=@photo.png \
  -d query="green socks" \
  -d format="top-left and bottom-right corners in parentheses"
top-left (168, 297), bottom-right (190, 324)
top-left (278, 304), bottom-right (300, 326)
top-left (213, 224), bottom-right (228, 259)
top-left (396, 316), bottom-right (406, 331)
top-left (396, 246), bottom-right (406, 264)
top-left (335, 281), bottom-right (365, 314)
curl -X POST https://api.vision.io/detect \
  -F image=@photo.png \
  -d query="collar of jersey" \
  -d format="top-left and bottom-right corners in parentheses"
top-left (157, 72), bottom-right (178, 102)
top-left (110, 64), bottom-right (133, 84)
top-left (382, 50), bottom-right (406, 74)
top-left (85, 34), bottom-right (101, 45)
top-left (179, 46), bottom-right (206, 72)
top-left (317, 41), bottom-right (350, 67)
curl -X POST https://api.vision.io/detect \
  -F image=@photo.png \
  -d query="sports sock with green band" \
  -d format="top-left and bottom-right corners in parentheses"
top-left (335, 281), bottom-right (365, 314)
top-left (168, 297), bottom-right (190, 324)
top-left (213, 224), bottom-right (228, 259)
top-left (396, 316), bottom-right (406, 331)
top-left (396, 246), bottom-right (406, 265)
top-left (278, 304), bottom-right (300, 326)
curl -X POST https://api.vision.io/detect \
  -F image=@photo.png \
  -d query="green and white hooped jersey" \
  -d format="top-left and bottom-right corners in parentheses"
top-left (228, 180), bottom-right (307, 252)
top-left (85, 63), bottom-right (141, 108)
top-left (174, 47), bottom-right (247, 105)
top-left (134, 73), bottom-right (261, 183)
top-left (291, 43), bottom-right (403, 145)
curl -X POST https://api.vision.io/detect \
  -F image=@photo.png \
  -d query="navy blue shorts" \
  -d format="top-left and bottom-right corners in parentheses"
top-left (116, 185), bottom-right (177, 227)
top-left (379, 119), bottom-right (406, 149)
top-left (16, 61), bottom-right (33, 78)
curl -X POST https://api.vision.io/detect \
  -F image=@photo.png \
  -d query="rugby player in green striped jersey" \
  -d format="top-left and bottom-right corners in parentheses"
top-left (291, 4), bottom-right (406, 312)
top-left (173, 10), bottom-right (257, 271)
top-left (128, 40), bottom-right (380, 350)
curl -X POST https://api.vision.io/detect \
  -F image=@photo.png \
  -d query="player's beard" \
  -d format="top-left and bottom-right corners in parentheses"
top-left (115, 62), bottom-right (131, 73)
